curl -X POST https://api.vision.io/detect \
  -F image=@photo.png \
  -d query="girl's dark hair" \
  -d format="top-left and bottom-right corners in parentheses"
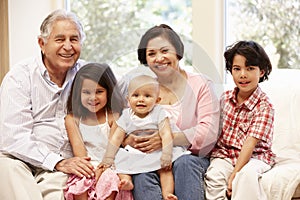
top-left (224, 40), bottom-right (272, 82)
top-left (67, 63), bottom-right (125, 117)
top-left (137, 24), bottom-right (184, 65)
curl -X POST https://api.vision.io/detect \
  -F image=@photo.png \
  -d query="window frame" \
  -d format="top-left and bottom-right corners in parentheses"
top-left (0, 0), bottom-right (9, 83)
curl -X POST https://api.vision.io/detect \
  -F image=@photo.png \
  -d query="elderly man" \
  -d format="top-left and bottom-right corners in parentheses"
top-left (0, 9), bottom-right (94, 200)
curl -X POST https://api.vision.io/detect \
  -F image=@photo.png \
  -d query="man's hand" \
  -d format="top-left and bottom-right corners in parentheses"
top-left (55, 156), bottom-right (94, 178)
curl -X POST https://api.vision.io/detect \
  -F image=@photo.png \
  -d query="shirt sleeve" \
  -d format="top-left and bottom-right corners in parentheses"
top-left (0, 66), bottom-right (63, 171)
top-left (155, 105), bottom-right (169, 124)
top-left (181, 74), bottom-right (221, 156)
top-left (116, 108), bottom-right (129, 133)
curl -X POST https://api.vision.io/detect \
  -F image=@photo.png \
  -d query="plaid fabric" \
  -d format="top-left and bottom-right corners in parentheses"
top-left (211, 86), bottom-right (275, 166)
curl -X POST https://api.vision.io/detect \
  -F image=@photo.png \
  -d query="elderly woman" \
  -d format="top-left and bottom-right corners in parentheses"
top-left (122, 24), bottom-right (220, 200)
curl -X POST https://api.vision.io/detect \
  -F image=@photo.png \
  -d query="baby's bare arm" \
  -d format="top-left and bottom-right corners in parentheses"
top-left (159, 118), bottom-right (173, 169)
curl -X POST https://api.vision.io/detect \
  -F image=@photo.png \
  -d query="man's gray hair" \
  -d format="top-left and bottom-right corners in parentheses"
top-left (39, 9), bottom-right (86, 44)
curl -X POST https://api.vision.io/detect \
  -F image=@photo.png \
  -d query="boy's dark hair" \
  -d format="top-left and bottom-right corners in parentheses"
top-left (137, 24), bottom-right (184, 65)
top-left (224, 40), bottom-right (272, 82)
top-left (67, 63), bottom-right (125, 117)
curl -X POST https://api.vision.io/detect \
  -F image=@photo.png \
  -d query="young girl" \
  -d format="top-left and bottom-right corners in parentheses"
top-left (63, 63), bottom-right (133, 200)
top-left (205, 41), bottom-right (275, 200)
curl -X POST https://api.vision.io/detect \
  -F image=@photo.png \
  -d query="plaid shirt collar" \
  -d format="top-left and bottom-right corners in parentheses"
top-left (228, 86), bottom-right (262, 111)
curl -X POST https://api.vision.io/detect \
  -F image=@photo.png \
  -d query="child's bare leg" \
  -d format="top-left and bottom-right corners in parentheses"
top-left (158, 168), bottom-right (177, 200)
top-left (118, 174), bottom-right (134, 190)
top-left (74, 191), bottom-right (88, 200)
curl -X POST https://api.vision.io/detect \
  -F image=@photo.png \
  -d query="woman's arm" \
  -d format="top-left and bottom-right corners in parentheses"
top-left (65, 114), bottom-right (87, 157)
top-left (181, 76), bottom-right (220, 155)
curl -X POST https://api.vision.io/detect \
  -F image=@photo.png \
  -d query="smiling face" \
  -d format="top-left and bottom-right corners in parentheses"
top-left (145, 37), bottom-right (179, 78)
top-left (39, 19), bottom-right (81, 76)
top-left (128, 84), bottom-right (160, 118)
top-left (232, 54), bottom-right (265, 101)
top-left (127, 76), bottom-right (161, 118)
top-left (81, 78), bottom-right (107, 114)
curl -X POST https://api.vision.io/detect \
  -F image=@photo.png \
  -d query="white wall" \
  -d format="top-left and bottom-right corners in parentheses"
top-left (192, 0), bottom-right (225, 84)
top-left (8, 0), bottom-right (64, 66)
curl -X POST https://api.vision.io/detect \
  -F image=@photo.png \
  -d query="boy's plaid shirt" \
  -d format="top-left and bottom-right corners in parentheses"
top-left (211, 86), bottom-right (276, 166)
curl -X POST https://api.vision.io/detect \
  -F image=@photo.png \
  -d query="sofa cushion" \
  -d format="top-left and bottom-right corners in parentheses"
top-left (260, 69), bottom-right (300, 199)
top-left (260, 69), bottom-right (300, 158)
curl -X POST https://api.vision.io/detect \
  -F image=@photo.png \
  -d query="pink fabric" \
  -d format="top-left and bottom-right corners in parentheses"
top-left (64, 168), bottom-right (133, 200)
top-left (164, 72), bottom-right (220, 156)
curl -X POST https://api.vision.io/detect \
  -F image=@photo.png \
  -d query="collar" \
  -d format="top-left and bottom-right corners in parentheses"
top-left (37, 52), bottom-right (80, 87)
top-left (229, 86), bottom-right (262, 110)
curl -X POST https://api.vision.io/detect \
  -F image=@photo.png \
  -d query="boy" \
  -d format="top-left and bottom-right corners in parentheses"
top-left (205, 41), bottom-right (275, 200)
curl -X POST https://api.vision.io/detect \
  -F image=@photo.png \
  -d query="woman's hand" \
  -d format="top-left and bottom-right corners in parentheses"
top-left (123, 130), bottom-right (162, 153)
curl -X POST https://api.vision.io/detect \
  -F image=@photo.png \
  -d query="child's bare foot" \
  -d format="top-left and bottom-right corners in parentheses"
top-left (164, 193), bottom-right (178, 200)
top-left (118, 179), bottom-right (134, 190)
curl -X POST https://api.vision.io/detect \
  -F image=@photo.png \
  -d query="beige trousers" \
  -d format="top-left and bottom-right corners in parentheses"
top-left (0, 153), bottom-right (68, 200)
top-left (205, 158), bottom-right (271, 200)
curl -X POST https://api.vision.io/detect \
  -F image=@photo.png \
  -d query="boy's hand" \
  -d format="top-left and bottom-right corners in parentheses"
top-left (226, 172), bottom-right (236, 198)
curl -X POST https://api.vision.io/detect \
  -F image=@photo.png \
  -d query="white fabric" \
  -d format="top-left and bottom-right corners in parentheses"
top-left (259, 69), bottom-right (300, 199)
top-left (261, 158), bottom-right (300, 199)
top-left (114, 145), bottom-right (189, 174)
top-left (205, 158), bottom-right (270, 200)
top-left (117, 105), bottom-right (173, 135)
top-left (231, 159), bottom-right (270, 200)
top-left (0, 54), bottom-right (85, 170)
top-left (79, 122), bottom-right (110, 164)
top-left (0, 152), bottom-right (68, 200)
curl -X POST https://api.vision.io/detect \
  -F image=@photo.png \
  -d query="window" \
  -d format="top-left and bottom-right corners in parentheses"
top-left (225, 0), bottom-right (300, 70)
top-left (68, 0), bottom-right (192, 77)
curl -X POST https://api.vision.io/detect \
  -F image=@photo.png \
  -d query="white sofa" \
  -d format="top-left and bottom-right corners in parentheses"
top-left (259, 69), bottom-right (300, 199)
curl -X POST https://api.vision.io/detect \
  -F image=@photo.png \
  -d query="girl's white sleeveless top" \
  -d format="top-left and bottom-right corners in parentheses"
top-left (79, 122), bottom-right (110, 163)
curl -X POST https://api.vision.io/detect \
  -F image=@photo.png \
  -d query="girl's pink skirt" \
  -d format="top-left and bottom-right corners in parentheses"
top-left (64, 168), bottom-right (133, 200)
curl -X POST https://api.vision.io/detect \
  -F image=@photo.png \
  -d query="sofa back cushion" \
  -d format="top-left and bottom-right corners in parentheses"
top-left (260, 69), bottom-right (300, 160)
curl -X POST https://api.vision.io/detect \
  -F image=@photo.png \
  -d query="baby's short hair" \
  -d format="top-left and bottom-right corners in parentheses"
top-left (128, 75), bottom-right (159, 94)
